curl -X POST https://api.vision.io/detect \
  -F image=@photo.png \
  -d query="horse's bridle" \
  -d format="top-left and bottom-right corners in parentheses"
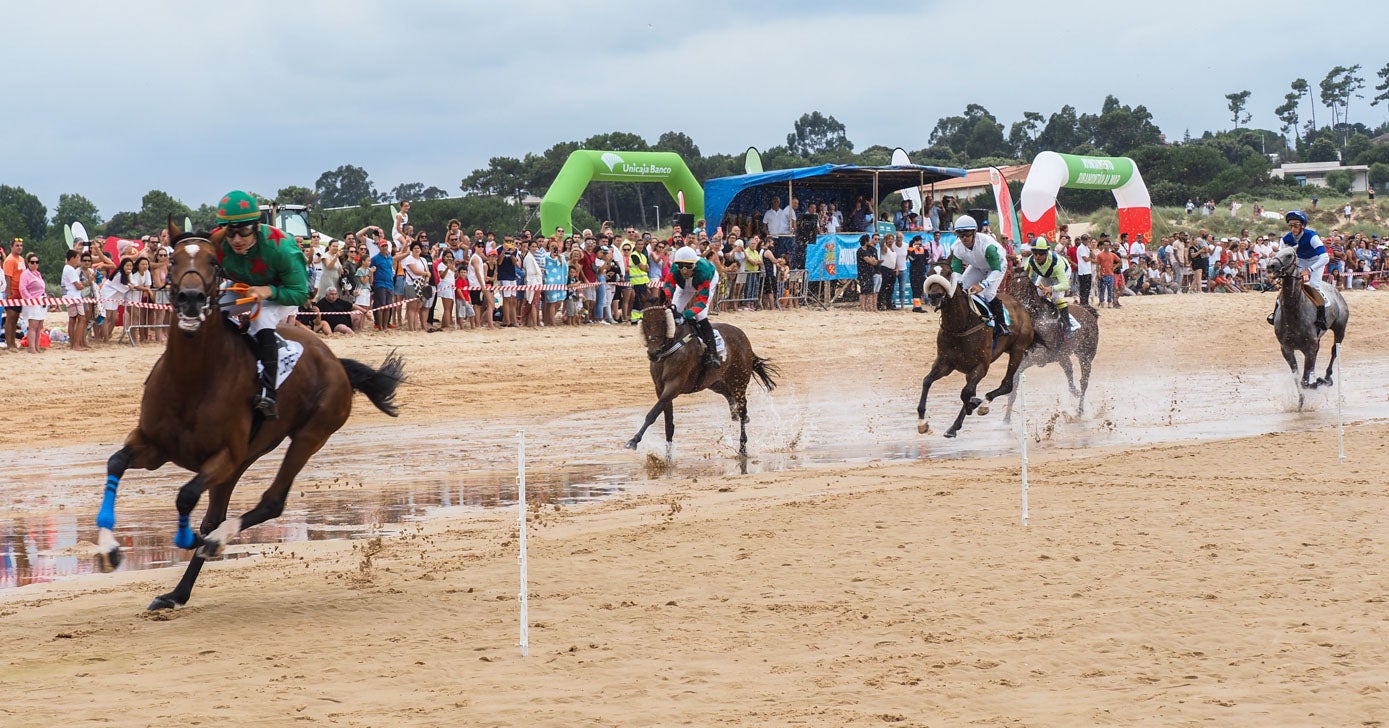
top-left (649, 331), bottom-right (695, 362)
top-left (171, 237), bottom-right (224, 323)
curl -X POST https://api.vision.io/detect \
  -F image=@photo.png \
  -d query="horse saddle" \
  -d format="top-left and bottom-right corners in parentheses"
top-left (1301, 283), bottom-right (1326, 308)
top-left (969, 294), bottom-right (1010, 328)
top-left (704, 329), bottom-right (728, 363)
top-left (251, 334), bottom-right (305, 390)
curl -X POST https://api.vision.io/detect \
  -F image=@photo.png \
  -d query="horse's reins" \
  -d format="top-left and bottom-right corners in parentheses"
top-left (649, 331), bottom-right (696, 362)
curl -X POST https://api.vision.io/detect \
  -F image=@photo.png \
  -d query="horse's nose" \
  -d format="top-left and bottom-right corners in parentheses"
top-left (175, 289), bottom-right (204, 310)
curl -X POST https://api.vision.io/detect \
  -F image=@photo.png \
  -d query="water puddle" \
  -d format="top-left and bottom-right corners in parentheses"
top-left (4, 358), bottom-right (1385, 590)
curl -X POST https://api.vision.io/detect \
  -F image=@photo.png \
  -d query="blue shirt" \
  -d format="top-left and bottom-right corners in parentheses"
top-left (370, 253), bottom-right (394, 290)
top-left (1282, 229), bottom-right (1326, 260)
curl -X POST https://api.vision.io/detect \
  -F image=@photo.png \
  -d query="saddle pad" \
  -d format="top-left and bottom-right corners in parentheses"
top-left (1066, 313), bottom-right (1082, 332)
top-left (256, 335), bottom-right (304, 390)
top-left (969, 295), bottom-right (1010, 327)
top-left (712, 329), bottom-right (728, 363)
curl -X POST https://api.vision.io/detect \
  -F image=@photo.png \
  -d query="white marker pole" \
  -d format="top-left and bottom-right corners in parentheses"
top-left (1019, 372), bottom-right (1029, 526)
top-left (1335, 344), bottom-right (1344, 465)
top-left (517, 431), bottom-right (529, 657)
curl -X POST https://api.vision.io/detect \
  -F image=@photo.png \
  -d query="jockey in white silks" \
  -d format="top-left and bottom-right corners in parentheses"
top-left (1268, 209), bottom-right (1330, 332)
top-left (946, 214), bottom-right (1010, 335)
top-left (1025, 236), bottom-right (1072, 330)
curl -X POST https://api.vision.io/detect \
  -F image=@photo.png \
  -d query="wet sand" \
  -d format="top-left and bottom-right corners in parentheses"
top-left (2, 292), bottom-right (1388, 726)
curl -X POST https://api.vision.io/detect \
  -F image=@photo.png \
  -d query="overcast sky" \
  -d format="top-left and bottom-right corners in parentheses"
top-left (4, 0), bottom-right (1386, 220)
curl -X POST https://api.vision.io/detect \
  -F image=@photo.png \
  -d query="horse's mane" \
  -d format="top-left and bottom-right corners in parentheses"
top-left (923, 273), bottom-right (956, 297)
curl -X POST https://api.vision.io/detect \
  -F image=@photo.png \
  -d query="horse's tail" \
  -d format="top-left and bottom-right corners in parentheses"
top-left (750, 355), bottom-right (780, 393)
top-left (341, 349), bottom-right (406, 417)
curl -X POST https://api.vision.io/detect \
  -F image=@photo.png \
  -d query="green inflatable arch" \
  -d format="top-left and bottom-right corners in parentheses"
top-left (539, 150), bottom-right (703, 234)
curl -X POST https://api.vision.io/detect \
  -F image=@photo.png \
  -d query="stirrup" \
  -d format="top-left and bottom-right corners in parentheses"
top-left (252, 391), bottom-right (279, 419)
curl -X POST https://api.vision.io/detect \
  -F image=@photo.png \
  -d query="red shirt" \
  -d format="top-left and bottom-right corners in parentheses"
top-left (1095, 251), bottom-right (1118, 276)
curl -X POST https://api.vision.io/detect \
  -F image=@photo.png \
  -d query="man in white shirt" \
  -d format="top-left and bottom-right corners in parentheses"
top-left (825, 202), bottom-right (843, 234)
top-left (762, 196), bottom-right (791, 237)
top-left (1073, 234), bottom-right (1094, 306)
top-left (876, 234), bottom-right (899, 310)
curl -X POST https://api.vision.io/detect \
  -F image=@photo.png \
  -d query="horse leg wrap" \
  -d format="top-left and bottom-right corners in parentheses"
top-left (175, 513), bottom-right (197, 550)
top-left (97, 475), bottom-right (119, 530)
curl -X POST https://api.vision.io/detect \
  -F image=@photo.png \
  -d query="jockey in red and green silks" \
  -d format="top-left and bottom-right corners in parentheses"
top-left (661, 246), bottom-right (721, 367)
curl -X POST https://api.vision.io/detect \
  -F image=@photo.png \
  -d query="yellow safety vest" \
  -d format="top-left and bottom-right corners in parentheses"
top-left (628, 251), bottom-right (649, 286)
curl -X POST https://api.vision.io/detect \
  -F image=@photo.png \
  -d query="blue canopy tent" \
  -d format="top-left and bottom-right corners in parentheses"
top-left (703, 164), bottom-right (967, 238)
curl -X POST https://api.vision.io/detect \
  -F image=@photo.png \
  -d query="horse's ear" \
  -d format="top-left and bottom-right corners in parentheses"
top-left (168, 214), bottom-right (183, 239)
top-left (209, 226), bottom-right (226, 250)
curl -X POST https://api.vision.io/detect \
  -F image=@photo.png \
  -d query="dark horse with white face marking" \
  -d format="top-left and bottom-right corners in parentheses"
top-left (1267, 246), bottom-right (1348, 410)
top-left (916, 273), bottom-right (1034, 438)
top-left (625, 306), bottom-right (779, 458)
top-left (95, 221), bottom-right (405, 610)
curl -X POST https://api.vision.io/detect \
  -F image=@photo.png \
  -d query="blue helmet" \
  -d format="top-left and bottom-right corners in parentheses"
top-left (1286, 210), bottom-right (1308, 225)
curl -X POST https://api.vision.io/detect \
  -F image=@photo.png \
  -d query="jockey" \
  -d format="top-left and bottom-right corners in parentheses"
top-left (215, 189), bottom-right (309, 419)
top-left (1268, 209), bottom-right (1329, 332)
top-left (947, 215), bottom-right (1010, 336)
top-left (1025, 236), bottom-right (1072, 331)
top-left (661, 246), bottom-right (721, 368)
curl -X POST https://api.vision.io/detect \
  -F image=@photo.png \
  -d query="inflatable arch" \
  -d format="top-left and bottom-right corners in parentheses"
top-left (1019, 151), bottom-right (1151, 241)
top-left (539, 150), bottom-right (703, 234)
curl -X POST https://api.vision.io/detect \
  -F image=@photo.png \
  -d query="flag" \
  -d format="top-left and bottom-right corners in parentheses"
top-left (990, 167), bottom-right (1021, 243)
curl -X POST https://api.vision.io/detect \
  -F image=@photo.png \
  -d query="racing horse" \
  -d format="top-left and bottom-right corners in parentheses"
top-left (1002, 266), bottom-right (1100, 419)
top-left (95, 220), bottom-right (406, 610)
top-left (1267, 246), bottom-right (1348, 409)
top-left (625, 305), bottom-right (779, 458)
top-left (916, 273), bottom-right (1034, 438)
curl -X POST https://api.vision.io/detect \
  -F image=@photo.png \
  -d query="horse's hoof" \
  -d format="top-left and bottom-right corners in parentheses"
top-left (96, 547), bottom-right (123, 574)
top-left (624, 439), bottom-right (639, 450)
top-left (197, 539), bottom-right (225, 559)
top-left (917, 420), bottom-right (929, 435)
top-left (147, 594), bottom-right (181, 611)
top-left (976, 404), bottom-right (990, 416)
top-left (943, 430), bottom-right (958, 439)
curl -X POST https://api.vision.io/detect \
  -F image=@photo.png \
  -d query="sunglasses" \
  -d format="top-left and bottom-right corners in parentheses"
top-left (676, 263), bottom-right (695, 269)
top-left (27, 259), bottom-right (39, 264)
top-left (227, 223), bottom-right (257, 238)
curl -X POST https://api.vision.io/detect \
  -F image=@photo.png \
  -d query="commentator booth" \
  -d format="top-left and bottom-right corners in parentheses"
top-left (702, 164), bottom-right (966, 283)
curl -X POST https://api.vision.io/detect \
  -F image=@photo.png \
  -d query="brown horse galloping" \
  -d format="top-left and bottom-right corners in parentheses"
top-left (625, 306), bottom-right (779, 458)
top-left (95, 221), bottom-right (405, 610)
top-left (916, 273), bottom-right (1034, 438)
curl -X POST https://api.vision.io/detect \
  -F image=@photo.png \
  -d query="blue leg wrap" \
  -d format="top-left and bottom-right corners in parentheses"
top-left (96, 475), bottom-right (119, 530)
top-left (175, 514), bottom-right (196, 549)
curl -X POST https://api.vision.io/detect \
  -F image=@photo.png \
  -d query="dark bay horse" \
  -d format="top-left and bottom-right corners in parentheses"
top-left (1003, 266), bottom-right (1100, 419)
top-left (625, 306), bottom-right (779, 458)
top-left (916, 273), bottom-right (1034, 438)
top-left (1268, 247), bottom-right (1348, 409)
top-left (95, 222), bottom-right (405, 610)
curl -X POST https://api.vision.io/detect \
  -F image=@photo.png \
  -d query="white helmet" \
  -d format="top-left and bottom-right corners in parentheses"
top-left (953, 215), bottom-right (978, 232)
top-left (672, 246), bottom-right (699, 264)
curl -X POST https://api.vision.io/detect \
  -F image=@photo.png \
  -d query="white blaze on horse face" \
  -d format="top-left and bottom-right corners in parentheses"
top-left (182, 243), bottom-right (201, 260)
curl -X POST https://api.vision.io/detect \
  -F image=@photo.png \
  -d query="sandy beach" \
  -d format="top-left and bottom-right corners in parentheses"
top-left (1, 291), bottom-right (1387, 727)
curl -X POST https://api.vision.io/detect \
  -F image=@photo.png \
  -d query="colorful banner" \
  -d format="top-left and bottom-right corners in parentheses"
top-left (805, 232), bottom-right (956, 282)
top-left (989, 167), bottom-right (1021, 243)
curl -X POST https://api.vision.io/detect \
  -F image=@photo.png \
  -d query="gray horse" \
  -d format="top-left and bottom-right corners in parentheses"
top-left (1267, 246), bottom-right (1348, 408)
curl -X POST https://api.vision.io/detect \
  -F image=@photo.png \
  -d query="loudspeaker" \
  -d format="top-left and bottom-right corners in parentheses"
top-left (968, 208), bottom-right (990, 229)
top-left (671, 213), bottom-right (695, 235)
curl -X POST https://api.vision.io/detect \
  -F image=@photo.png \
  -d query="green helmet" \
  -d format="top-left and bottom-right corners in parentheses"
top-left (216, 190), bottom-right (261, 224)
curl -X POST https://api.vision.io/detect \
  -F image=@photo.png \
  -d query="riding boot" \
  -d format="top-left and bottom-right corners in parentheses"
top-left (988, 297), bottom-right (1011, 336)
top-left (1057, 306), bottom-right (1072, 334)
top-left (252, 329), bottom-right (281, 419)
top-left (1315, 305), bottom-right (1328, 334)
top-left (694, 317), bottom-right (721, 368)
top-left (1267, 302), bottom-right (1278, 326)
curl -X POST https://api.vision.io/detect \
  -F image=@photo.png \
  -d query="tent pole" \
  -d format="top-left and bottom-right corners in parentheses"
top-left (872, 172), bottom-right (879, 230)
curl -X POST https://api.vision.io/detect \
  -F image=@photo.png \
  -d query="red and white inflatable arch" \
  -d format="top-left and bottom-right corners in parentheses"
top-left (1020, 151), bottom-right (1152, 240)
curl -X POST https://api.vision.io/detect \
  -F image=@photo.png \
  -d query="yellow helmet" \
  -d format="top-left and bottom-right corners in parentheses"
top-left (1030, 236), bottom-right (1050, 252)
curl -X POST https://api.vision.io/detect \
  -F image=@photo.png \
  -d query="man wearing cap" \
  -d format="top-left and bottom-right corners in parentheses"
top-left (662, 246), bottom-right (721, 368)
top-left (947, 215), bottom-right (1011, 336)
top-left (214, 189), bottom-right (309, 418)
top-left (1026, 236), bottom-right (1072, 336)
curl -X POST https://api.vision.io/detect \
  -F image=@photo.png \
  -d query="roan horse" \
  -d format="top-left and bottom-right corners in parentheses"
top-left (1267, 246), bottom-right (1348, 409)
top-left (96, 221), bottom-right (405, 610)
top-left (625, 306), bottom-right (779, 458)
top-left (1002, 266), bottom-right (1100, 420)
top-left (916, 273), bottom-right (1034, 438)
